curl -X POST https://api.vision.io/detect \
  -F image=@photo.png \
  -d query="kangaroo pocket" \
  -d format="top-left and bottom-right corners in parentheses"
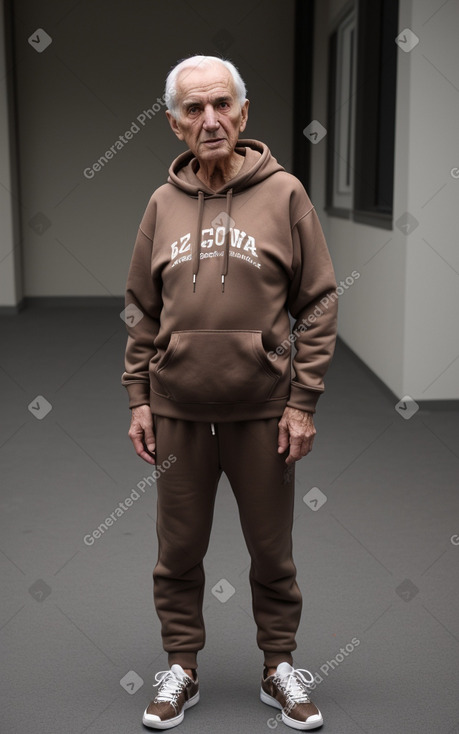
top-left (152, 330), bottom-right (282, 404)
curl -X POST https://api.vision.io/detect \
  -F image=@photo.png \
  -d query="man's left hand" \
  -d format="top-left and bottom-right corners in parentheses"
top-left (277, 407), bottom-right (316, 465)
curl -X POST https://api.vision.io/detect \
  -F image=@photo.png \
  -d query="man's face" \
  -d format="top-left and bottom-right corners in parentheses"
top-left (166, 63), bottom-right (249, 164)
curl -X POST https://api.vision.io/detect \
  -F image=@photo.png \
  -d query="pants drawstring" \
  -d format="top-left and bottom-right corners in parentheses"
top-left (210, 422), bottom-right (216, 436)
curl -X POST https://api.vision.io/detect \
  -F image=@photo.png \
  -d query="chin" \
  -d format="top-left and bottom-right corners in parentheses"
top-left (199, 144), bottom-right (232, 160)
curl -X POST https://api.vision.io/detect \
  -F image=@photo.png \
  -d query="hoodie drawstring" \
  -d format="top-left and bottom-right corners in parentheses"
top-left (192, 190), bottom-right (205, 292)
top-left (192, 188), bottom-right (234, 293)
top-left (221, 188), bottom-right (233, 293)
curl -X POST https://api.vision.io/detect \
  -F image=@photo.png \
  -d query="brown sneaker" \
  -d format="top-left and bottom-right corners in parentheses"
top-left (142, 664), bottom-right (199, 729)
top-left (260, 662), bottom-right (323, 730)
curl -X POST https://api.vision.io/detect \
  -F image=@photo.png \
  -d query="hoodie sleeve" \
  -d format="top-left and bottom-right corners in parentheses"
top-left (287, 204), bottom-right (338, 414)
top-left (121, 198), bottom-right (162, 409)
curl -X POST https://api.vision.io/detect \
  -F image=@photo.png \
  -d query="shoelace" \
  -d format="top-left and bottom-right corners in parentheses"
top-left (275, 667), bottom-right (315, 707)
top-left (152, 670), bottom-right (186, 705)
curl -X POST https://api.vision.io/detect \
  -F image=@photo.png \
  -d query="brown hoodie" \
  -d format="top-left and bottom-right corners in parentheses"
top-left (121, 139), bottom-right (337, 421)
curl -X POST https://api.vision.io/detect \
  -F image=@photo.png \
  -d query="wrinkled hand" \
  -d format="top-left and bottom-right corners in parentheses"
top-left (278, 407), bottom-right (316, 465)
top-left (128, 405), bottom-right (156, 465)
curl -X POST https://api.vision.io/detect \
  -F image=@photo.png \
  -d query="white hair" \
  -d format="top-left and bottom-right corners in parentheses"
top-left (165, 55), bottom-right (247, 119)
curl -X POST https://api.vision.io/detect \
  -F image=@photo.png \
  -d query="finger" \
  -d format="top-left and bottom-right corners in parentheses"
top-left (298, 433), bottom-right (314, 459)
top-left (143, 428), bottom-right (156, 455)
top-left (285, 433), bottom-right (314, 464)
top-left (142, 436), bottom-right (156, 462)
top-left (277, 422), bottom-right (289, 454)
top-left (138, 448), bottom-right (156, 465)
top-left (285, 436), bottom-right (302, 464)
top-left (130, 433), bottom-right (156, 465)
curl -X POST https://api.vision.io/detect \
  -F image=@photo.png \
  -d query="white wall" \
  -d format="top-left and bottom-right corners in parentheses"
top-left (400, 0), bottom-right (459, 401)
top-left (7, 0), bottom-right (295, 302)
top-left (311, 0), bottom-right (459, 401)
top-left (0, 0), bottom-right (23, 308)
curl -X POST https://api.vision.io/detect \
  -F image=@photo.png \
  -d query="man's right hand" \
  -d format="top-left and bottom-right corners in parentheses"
top-left (128, 405), bottom-right (156, 465)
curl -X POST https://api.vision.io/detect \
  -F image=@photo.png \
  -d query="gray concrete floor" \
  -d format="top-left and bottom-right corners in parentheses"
top-left (1, 305), bottom-right (458, 733)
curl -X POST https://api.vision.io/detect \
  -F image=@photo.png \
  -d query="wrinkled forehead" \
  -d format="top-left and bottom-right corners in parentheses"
top-left (175, 63), bottom-right (237, 102)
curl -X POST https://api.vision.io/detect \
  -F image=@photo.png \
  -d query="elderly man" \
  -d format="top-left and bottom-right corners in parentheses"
top-left (122, 55), bottom-right (337, 730)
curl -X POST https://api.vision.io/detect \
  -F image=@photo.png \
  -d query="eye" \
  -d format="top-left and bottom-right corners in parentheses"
top-left (218, 101), bottom-right (229, 109)
top-left (185, 104), bottom-right (201, 116)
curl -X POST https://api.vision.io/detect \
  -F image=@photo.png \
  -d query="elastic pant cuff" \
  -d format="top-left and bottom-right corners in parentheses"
top-left (168, 651), bottom-right (198, 669)
top-left (263, 651), bottom-right (293, 668)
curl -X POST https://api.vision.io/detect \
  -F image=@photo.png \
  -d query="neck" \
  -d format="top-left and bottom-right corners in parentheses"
top-left (196, 151), bottom-right (244, 190)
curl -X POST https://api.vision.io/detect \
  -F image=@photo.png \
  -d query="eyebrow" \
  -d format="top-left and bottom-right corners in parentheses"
top-left (182, 94), bottom-right (233, 108)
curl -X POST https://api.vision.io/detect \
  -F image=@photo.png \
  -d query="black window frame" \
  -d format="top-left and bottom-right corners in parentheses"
top-left (324, 0), bottom-right (399, 229)
top-left (292, 0), bottom-right (315, 193)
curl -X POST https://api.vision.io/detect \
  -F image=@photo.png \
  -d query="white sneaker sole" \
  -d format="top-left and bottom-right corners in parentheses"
top-left (142, 691), bottom-right (200, 729)
top-left (260, 688), bottom-right (323, 730)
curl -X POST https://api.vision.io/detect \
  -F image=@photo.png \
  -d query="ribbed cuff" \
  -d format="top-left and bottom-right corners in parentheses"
top-left (125, 382), bottom-right (150, 408)
top-left (286, 381), bottom-right (323, 413)
top-left (168, 651), bottom-right (198, 669)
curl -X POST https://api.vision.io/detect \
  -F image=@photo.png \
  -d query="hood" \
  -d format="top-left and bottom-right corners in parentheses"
top-left (167, 139), bottom-right (284, 196)
top-left (166, 140), bottom-right (285, 291)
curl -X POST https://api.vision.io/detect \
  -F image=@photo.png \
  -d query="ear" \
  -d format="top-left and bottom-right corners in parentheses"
top-left (166, 110), bottom-right (185, 141)
top-left (239, 99), bottom-right (250, 133)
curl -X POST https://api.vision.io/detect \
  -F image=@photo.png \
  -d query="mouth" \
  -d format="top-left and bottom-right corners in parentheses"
top-left (202, 138), bottom-right (225, 146)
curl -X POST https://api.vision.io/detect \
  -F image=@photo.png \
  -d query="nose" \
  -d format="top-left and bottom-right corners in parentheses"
top-left (202, 104), bottom-right (219, 131)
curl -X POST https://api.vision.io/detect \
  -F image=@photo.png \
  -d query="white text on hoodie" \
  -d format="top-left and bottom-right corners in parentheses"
top-left (170, 227), bottom-right (258, 261)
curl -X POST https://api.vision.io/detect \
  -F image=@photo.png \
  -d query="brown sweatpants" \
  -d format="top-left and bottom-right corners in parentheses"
top-left (152, 415), bottom-right (303, 670)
